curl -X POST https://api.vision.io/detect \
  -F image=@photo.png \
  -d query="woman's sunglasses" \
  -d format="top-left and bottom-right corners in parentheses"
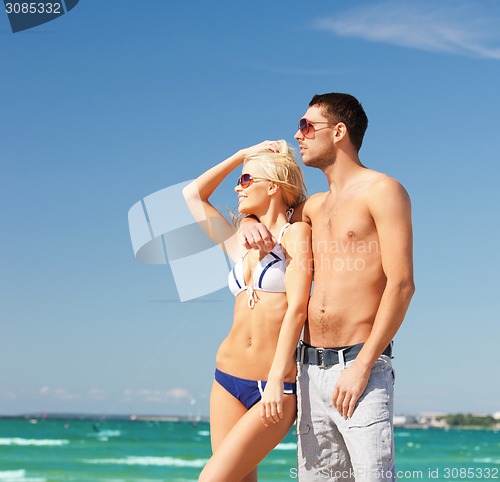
top-left (236, 173), bottom-right (268, 189)
top-left (298, 118), bottom-right (335, 138)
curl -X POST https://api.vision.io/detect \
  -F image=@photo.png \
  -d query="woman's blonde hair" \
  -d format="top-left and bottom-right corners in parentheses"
top-left (243, 140), bottom-right (307, 208)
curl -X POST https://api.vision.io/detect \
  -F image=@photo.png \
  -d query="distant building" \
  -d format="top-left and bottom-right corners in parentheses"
top-left (394, 415), bottom-right (407, 426)
top-left (418, 412), bottom-right (448, 428)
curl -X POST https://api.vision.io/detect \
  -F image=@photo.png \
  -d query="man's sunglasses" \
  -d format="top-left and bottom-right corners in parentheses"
top-left (236, 173), bottom-right (268, 189)
top-left (298, 118), bottom-right (335, 138)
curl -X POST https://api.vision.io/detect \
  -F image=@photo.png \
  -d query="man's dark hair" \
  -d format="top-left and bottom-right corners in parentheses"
top-left (309, 93), bottom-right (368, 151)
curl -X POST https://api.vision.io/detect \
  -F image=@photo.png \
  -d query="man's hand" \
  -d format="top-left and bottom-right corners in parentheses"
top-left (239, 219), bottom-right (276, 251)
top-left (332, 362), bottom-right (371, 419)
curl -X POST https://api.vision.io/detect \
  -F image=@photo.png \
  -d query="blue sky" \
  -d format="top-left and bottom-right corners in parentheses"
top-left (1, 0), bottom-right (499, 418)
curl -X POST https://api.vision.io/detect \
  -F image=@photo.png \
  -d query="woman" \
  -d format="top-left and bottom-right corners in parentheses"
top-left (183, 140), bottom-right (312, 482)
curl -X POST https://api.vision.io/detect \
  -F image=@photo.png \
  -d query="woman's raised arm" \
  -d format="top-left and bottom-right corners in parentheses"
top-left (182, 141), bottom-right (277, 261)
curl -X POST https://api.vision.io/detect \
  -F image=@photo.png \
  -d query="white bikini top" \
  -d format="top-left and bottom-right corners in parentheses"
top-left (228, 223), bottom-right (290, 308)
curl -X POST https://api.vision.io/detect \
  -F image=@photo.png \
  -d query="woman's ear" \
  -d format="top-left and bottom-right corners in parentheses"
top-left (267, 182), bottom-right (280, 196)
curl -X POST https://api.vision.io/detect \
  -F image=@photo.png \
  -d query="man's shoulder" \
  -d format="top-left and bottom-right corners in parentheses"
top-left (304, 191), bottom-right (328, 206)
top-left (361, 169), bottom-right (411, 214)
top-left (300, 192), bottom-right (327, 220)
top-left (362, 169), bottom-right (408, 196)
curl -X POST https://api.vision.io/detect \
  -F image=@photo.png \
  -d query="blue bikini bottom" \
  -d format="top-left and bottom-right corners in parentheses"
top-left (214, 368), bottom-right (296, 410)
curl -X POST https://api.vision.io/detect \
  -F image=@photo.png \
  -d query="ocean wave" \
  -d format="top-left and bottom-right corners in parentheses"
top-left (84, 456), bottom-right (207, 467)
top-left (197, 430), bottom-right (210, 437)
top-left (89, 430), bottom-right (121, 438)
top-left (405, 441), bottom-right (421, 448)
top-left (473, 457), bottom-right (500, 464)
top-left (104, 479), bottom-right (171, 482)
top-left (268, 458), bottom-right (289, 465)
top-left (88, 429), bottom-right (122, 442)
top-left (274, 442), bottom-right (297, 451)
top-left (0, 470), bottom-right (46, 482)
top-left (103, 479), bottom-right (161, 482)
top-left (0, 438), bottom-right (69, 447)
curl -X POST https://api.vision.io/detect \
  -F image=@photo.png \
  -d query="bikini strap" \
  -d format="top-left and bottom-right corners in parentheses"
top-left (277, 223), bottom-right (290, 245)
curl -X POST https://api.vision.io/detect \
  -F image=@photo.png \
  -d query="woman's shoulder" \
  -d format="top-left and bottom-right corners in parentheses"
top-left (287, 221), bottom-right (311, 233)
top-left (280, 221), bottom-right (311, 248)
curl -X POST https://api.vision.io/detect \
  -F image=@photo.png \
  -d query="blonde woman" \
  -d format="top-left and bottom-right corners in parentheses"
top-left (183, 140), bottom-right (312, 482)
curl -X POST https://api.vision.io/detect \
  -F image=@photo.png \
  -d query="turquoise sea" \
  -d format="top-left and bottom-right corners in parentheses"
top-left (0, 418), bottom-right (498, 481)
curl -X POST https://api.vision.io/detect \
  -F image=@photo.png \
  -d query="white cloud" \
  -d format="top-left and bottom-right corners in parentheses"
top-left (165, 388), bottom-right (190, 400)
top-left (1, 387), bottom-right (193, 405)
top-left (0, 390), bottom-right (18, 399)
top-left (121, 388), bottom-right (193, 403)
top-left (36, 386), bottom-right (82, 401)
top-left (0, 387), bottom-right (82, 401)
top-left (88, 388), bottom-right (108, 401)
top-left (314, 1), bottom-right (500, 60)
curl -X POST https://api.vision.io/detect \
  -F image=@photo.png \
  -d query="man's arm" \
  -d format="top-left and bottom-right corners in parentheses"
top-left (333, 177), bottom-right (415, 419)
top-left (239, 198), bottom-right (310, 251)
top-left (238, 215), bottom-right (276, 251)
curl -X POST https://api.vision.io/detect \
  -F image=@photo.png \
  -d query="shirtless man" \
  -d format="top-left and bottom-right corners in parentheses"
top-left (241, 93), bottom-right (415, 481)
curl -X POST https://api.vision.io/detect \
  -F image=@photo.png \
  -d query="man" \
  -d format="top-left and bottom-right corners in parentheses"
top-left (240, 93), bottom-right (414, 481)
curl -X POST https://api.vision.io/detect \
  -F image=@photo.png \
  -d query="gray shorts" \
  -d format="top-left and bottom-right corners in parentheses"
top-left (297, 355), bottom-right (395, 481)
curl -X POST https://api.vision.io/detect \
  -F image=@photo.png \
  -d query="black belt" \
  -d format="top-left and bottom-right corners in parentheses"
top-left (296, 341), bottom-right (392, 368)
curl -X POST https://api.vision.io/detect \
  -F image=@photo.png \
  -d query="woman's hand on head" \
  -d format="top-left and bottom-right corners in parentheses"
top-left (239, 140), bottom-right (280, 160)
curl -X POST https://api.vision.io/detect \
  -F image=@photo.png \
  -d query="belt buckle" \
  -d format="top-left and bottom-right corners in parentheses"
top-left (317, 348), bottom-right (326, 368)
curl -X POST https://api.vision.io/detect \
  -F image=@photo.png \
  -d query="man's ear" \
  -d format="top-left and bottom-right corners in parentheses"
top-left (333, 122), bottom-right (348, 142)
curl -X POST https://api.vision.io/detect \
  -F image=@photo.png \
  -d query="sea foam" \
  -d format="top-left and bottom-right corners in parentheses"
top-left (0, 470), bottom-right (46, 482)
top-left (275, 442), bottom-right (297, 451)
top-left (84, 456), bottom-right (207, 467)
top-left (473, 457), bottom-right (500, 464)
top-left (88, 429), bottom-right (122, 442)
top-left (0, 438), bottom-right (69, 447)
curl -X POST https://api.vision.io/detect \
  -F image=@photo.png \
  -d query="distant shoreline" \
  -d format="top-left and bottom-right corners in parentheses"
top-left (396, 423), bottom-right (498, 431)
top-left (0, 413), bottom-right (210, 423)
top-left (1, 413), bottom-right (498, 431)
